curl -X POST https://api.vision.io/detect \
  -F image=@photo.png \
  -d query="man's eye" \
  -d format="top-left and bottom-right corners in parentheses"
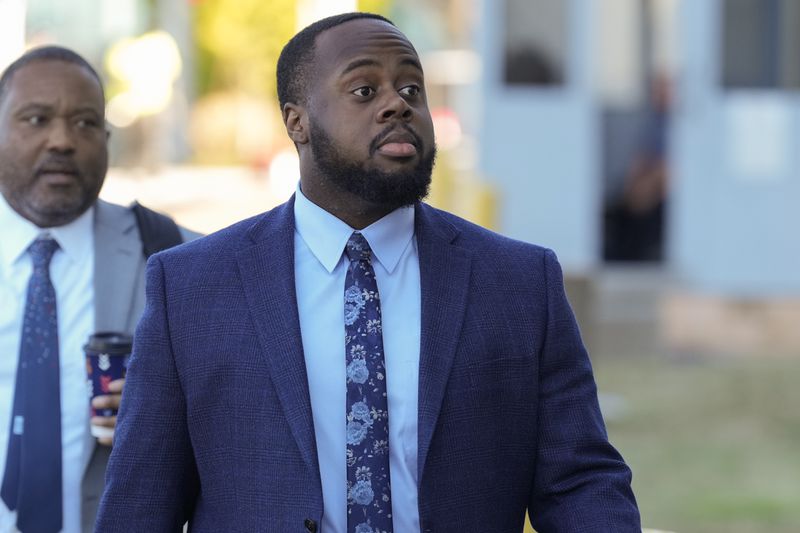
top-left (399, 85), bottom-right (420, 97)
top-left (25, 115), bottom-right (46, 126)
top-left (76, 118), bottom-right (99, 128)
top-left (352, 87), bottom-right (375, 97)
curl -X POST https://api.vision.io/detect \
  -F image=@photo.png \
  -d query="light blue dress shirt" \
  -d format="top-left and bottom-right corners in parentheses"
top-left (0, 195), bottom-right (94, 533)
top-left (294, 188), bottom-right (421, 533)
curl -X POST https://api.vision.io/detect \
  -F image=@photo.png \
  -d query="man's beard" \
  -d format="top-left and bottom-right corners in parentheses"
top-left (309, 119), bottom-right (436, 211)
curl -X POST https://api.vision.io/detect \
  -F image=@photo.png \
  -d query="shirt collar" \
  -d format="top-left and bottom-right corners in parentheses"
top-left (294, 186), bottom-right (415, 274)
top-left (0, 193), bottom-right (94, 269)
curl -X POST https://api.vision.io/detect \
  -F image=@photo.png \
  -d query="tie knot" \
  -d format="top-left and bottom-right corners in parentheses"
top-left (345, 232), bottom-right (372, 262)
top-left (28, 238), bottom-right (59, 268)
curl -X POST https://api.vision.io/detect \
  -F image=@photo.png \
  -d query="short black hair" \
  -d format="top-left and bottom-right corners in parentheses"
top-left (0, 45), bottom-right (104, 103)
top-left (276, 12), bottom-right (394, 110)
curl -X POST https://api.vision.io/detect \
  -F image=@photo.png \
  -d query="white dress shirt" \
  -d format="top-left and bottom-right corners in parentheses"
top-left (294, 188), bottom-right (421, 533)
top-left (0, 195), bottom-right (94, 533)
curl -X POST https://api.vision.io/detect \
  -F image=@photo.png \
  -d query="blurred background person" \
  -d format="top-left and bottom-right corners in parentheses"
top-left (0, 46), bottom-right (195, 532)
top-left (604, 72), bottom-right (671, 262)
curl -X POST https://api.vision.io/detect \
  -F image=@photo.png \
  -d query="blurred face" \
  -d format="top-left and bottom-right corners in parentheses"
top-left (0, 59), bottom-right (108, 228)
top-left (303, 18), bottom-right (436, 212)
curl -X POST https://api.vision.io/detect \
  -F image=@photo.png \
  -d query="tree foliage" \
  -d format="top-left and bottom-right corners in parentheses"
top-left (358, 0), bottom-right (392, 16)
top-left (193, 0), bottom-right (296, 98)
top-left (194, 0), bottom-right (392, 99)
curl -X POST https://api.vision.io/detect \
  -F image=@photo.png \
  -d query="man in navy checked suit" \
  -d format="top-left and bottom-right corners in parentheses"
top-left (97, 12), bottom-right (640, 532)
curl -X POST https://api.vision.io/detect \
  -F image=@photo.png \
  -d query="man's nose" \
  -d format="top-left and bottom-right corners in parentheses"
top-left (376, 93), bottom-right (413, 122)
top-left (45, 119), bottom-right (76, 153)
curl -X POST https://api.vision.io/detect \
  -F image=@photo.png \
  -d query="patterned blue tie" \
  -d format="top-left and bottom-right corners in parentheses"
top-left (1, 237), bottom-right (62, 533)
top-left (344, 232), bottom-right (393, 533)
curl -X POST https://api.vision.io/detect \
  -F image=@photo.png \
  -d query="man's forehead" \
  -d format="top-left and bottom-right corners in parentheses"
top-left (313, 19), bottom-right (421, 75)
top-left (4, 60), bottom-right (103, 105)
top-left (11, 59), bottom-right (97, 84)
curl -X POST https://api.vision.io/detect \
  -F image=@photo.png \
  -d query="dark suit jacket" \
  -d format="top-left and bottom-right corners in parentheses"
top-left (96, 198), bottom-right (640, 532)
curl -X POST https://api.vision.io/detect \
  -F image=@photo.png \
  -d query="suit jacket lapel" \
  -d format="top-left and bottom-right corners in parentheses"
top-left (84, 200), bottom-right (140, 495)
top-left (93, 200), bottom-right (140, 333)
top-left (415, 204), bottom-right (472, 479)
top-left (236, 197), bottom-right (320, 476)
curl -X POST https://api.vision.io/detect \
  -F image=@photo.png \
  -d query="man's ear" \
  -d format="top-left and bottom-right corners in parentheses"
top-left (283, 103), bottom-right (309, 145)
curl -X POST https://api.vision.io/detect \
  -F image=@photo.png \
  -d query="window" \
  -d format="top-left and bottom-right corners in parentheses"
top-left (721, 0), bottom-right (800, 89)
top-left (503, 0), bottom-right (568, 85)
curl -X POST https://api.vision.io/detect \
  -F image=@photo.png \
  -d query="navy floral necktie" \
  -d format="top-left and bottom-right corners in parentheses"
top-left (344, 232), bottom-right (393, 533)
top-left (1, 237), bottom-right (63, 533)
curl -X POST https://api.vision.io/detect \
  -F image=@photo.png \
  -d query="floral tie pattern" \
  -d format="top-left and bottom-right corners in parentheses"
top-left (1, 237), bottom-right (63, 533)
top-left (344, 232), bottom-right (393, 533)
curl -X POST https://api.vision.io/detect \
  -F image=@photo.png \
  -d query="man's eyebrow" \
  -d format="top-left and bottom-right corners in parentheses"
top-left (13, 102), bottom-right (53, 113)
top-left (17, 102), bottom-right (53, 110)
top-left (399, 56), bottom-right (423, 72)
top-left (71, 106), bottom-right (104, 116)
top-left (13, 103), bottom-right (102, 116)
top-left (340, 56), bottom-right (424, 77)
top-left (341, 58), bottom-right (380, 76)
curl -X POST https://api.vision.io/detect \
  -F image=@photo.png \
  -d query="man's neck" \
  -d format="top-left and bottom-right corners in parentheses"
top-left (298, 178), bottom-right (392, 230)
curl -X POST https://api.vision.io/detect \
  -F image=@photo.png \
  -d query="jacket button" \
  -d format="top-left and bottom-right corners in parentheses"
top-left (304, 518), bottom-right (317, 532)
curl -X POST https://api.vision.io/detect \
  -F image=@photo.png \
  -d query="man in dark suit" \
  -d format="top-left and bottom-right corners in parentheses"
top-left (97, 12), bottom-right (640, 532)
top-left (0, 46), bottom-right (195, 532)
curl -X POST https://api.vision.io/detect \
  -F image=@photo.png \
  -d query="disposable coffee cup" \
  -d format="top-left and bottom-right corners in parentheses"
top-left (84, 332), bottom-right (132, 439)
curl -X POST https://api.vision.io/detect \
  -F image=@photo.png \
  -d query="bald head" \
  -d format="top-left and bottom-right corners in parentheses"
top-left (0, 46), bottom-right (104, 105)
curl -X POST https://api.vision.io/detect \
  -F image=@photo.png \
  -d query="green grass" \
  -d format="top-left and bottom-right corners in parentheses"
top-left (592, 353), bottom-right (800, 533)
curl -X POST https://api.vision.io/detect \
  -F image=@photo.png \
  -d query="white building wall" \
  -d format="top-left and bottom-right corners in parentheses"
top-left (476, 0), bottom-right (601, 274)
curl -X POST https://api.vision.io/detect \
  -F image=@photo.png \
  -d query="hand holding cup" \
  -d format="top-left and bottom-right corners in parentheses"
top-left (90, 378), bottom-right (125, 445)
top-left (84, 332), bottom-right (132, 445)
